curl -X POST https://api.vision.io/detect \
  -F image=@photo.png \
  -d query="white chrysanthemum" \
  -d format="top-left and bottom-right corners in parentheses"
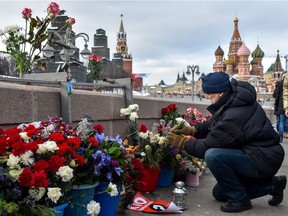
top-left (3, 25), bottom-right (22, 33)
top-left (129, 112), bottom-right (138, 121)
top-left (47, 187), bottom-right (62, 203)
top-left (87, 200), bottom-right (101, 216)
top-left (107, 182), bottom-right (118, 197)
top-left (9, 168), bottom-right (23, 182)
top-left (120, 108), bottom-right (131, 116)
top-left (7, 154), bottom-right (20, 169)
top-left (175, 117), bottom-right (189, 126)
top-left (128, 104), bottom-right (139, 112)
top-left (139, 131), bottom-right (149, 139)
top-left (36, 140), bottom-right (59, 154)
top-left (29, 188), bottom-right (46, 201)
top-left (56, 166), bottom-right (73, 182)
top-left (20, 150), bottom-right (34, 166)
top-left (46, 124), bottom-right (55, 132)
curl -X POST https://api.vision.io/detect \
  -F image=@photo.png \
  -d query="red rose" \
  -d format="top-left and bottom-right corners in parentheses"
top-left (22, 8), bottom-right (32, 19)
top-left (138, 124), bottom-right (148, 133)
top-left (33, 160), bottom-right (49, 172)
top-left (66, 17), bottom-right (75, 26)
top-left (93, 124), bottom-right (105, 133)
top-left (48, 155), bottom-right (66, 172)
top-left (49, 132), bottom-right (65, 143)
top-left (33, 171), bottom-right (48, 188)
top-left (47, 2), bottom-right (60, 17)
top-left (161, 107), bottom-right (168, 115)
top-left (168, 104), bottom-right (177, 112)
top-left (19, 168), bottom-right (34, 187)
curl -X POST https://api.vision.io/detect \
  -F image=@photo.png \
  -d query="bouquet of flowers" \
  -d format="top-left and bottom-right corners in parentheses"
top-left (181, 107), bottom-right (210, 126)
top-left (0, 117), bottom-right (78, 215)
top-left (161, 104), bottom-right (181, 128)
top-left (0, 2), bottom-right (76, 78)
top-left (88, 53), bottom-right (103, 82)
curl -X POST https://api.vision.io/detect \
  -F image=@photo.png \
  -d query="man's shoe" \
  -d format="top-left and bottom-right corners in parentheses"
top-left (284, 133), bottom-right (288, 138)
top-left (268, 175), bottom-right (287, 206)
top-left (220, 198), bottom-right (252, 213)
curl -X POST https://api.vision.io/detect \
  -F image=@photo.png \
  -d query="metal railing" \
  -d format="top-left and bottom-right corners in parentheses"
top-left (0, 76), bottom-right (133, 123)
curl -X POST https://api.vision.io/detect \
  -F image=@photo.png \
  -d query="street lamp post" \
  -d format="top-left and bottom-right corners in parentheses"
top-left (186, 65), bottom-right (200, 101)
top-left (43, 27), bottom-right (91, 65)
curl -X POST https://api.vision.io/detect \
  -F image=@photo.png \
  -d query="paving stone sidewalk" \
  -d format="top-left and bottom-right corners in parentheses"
top-left (117, 141), bottom-right (288, 216)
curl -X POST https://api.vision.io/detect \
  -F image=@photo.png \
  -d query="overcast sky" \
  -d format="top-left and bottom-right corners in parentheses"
top-left (1, 0), bottom-right (288, 85)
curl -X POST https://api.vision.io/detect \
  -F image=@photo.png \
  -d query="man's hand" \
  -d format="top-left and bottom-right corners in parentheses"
top-left (285, 110), bottom-right (288, 117)
top-left (170, 125), bottom-right (197, 136)
top-left (167, 132), bottom-right (189, 150)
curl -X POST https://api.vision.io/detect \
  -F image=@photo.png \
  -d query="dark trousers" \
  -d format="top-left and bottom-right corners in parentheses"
top-left (204, 148), bottom-right (273, 203)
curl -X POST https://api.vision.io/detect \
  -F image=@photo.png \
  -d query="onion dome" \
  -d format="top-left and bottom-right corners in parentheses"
top-left (214, 45), bottom-right (224, 56)
top-left (233, 16), bottom-right (239, 23)
top-left (251, 44), bottom-right (265, 58)
top-left (225, 58), bottom-right (234, 65)
top-left (250, 58), bottom-right (258, 65)
top-left (237, 43), bottom-right (251, 56)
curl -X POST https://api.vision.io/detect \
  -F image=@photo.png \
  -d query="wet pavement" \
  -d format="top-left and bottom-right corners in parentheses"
top-left (117, 141), bottom-right (288, 216)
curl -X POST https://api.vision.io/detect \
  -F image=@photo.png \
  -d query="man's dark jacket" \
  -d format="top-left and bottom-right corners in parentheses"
top-left (185, 79), bottom-right (285, 178)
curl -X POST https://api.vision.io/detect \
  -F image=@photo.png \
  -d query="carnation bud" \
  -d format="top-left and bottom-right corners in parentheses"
top-left (69, 160), bottom-right (76, 167)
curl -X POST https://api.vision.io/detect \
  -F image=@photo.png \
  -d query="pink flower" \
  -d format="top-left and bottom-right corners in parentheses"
top-left (89, 53), bottom-right (102, 63)
top-left (22, 8), bottom-right (32, 19)
top-left (66, 17), bottom-right (76, 26)
top-left (47, 2), bottom-right (60, 17)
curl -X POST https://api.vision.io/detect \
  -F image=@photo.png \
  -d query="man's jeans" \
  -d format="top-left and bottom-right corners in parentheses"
top-left (205, 148), bottom-right (273, 202)
top-left (276, 115), bottom-right (288, 141)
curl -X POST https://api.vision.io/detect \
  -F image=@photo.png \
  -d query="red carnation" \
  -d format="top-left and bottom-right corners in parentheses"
top-left (93, 124), bottom-right (105, 133)
top-left (57, 143), bottom-right (70, 155)
top-left (67, 137), bottom-right (81, 149)
top-left (7, 134), bottom-right (21, 146)
top-left (24, 125), bottom-right (38, 137)
top-left (4, 127), bottom-right (22, 136)
top-left (19, 168), bottom-right (34, 187)
top-left (0, 137), bottom-right (9, 154)
top-left (0, 128), bottom-right (4, 135)
top-left (139, 123), bottom-right (148, 133)
top-left (74, 154), bottom-right (85, 166)
top-left (48, 155), bottom-right (66, 172)
top-left (33, 171), bottom-right (48, 188)
top-left (33, 160), bottom-right (49, 172)
top-left (11, 140), bottom-right (27, 156)
top-left (87, 137), bottom-right (99, 147)
top-left (49, 132), bottom-right (65, 143)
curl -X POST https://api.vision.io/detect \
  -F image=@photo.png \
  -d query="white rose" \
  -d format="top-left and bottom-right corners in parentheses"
top-left (129, 112), bottom-right (138, 121)
top-left (7, 154), bottom-right (20, 169)
top-left (158, 137), bottom-right (167, 145)
top-left (20, 150), bottom-right (34, 166)
top-left (47, 187), bottom-right (62, 203)
top-left (87, 200), bottom-right (101, 215)
top-left (106, 182), bottom-right (118, 197)
top-left (149, 134), bottom-right (160, 143)
top-left (56, 166), bottom-right (73, 182)
top-left (9, 169), bottom-right (23, 182)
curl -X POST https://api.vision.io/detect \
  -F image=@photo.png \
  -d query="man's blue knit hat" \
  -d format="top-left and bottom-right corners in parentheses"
top-left (202, 72), bottom-right (231, 93)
